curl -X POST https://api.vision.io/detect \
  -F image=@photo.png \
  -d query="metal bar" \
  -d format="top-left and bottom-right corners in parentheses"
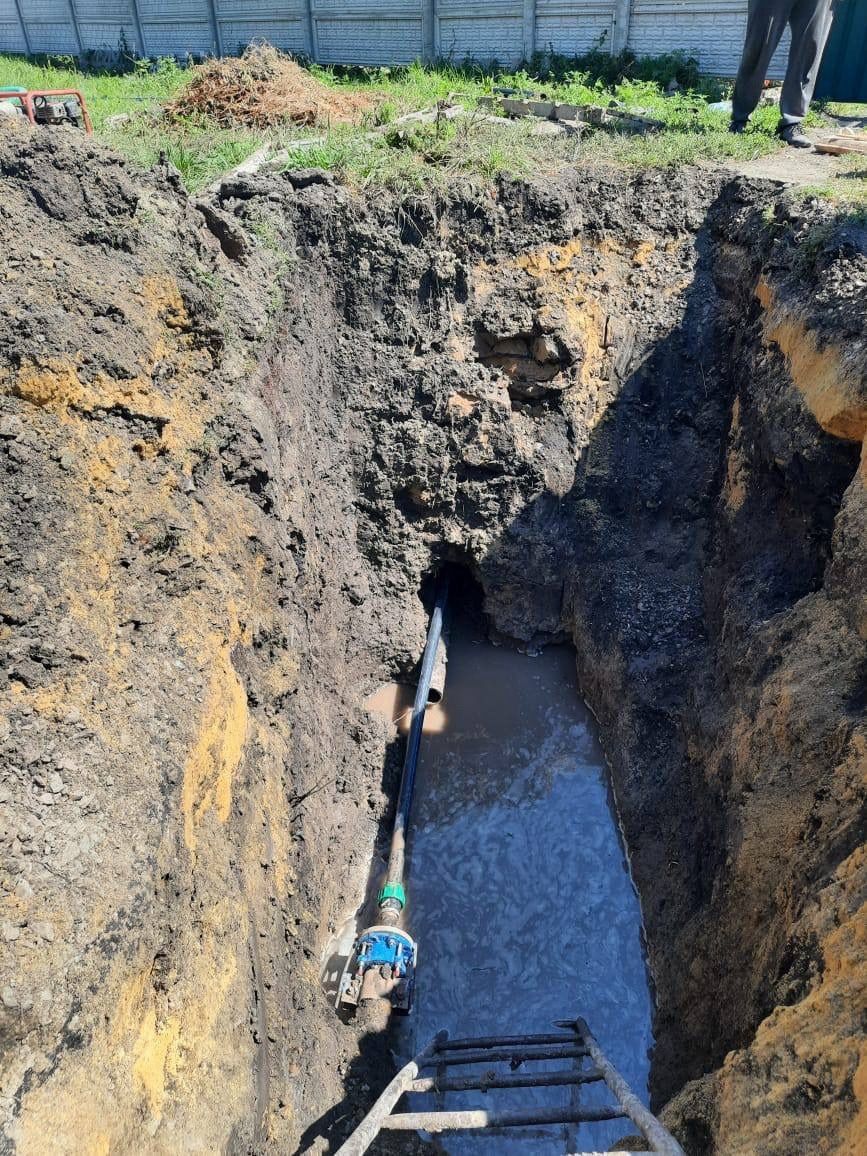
top-left (573, 1019), bottom-right (685, 1156)
top-left (423, 1044), bottom-right (589, 1068)
top-left (410, 1068), bottom-right (604, 1094)
top-left (439, 1032), bottom-right (579, 1050)
top-left (381, 1105), bottom-right (626, 1132)
top-left (334, 1031), bottom-right (448, 1156)
top-left (11, 0), bottom-right (31, 56)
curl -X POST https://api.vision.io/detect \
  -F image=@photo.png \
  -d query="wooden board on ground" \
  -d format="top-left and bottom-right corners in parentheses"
top-left (814, 135), bottom-right (867, 155)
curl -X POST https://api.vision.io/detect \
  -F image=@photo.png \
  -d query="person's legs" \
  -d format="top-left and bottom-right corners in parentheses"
top-left (732, 0), bottom-right (794, 124)
top-left (779, 0), bottom-right (835, 125)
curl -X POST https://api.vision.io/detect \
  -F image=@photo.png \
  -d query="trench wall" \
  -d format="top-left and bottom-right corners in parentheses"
top-left (2, 0), bottom-right (790, 78)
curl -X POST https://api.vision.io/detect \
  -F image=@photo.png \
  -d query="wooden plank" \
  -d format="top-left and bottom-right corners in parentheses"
top-left (410, 1067), bottom-right (605, 1093)
top-left (573, 1018), bottom-right (685, 1156)
top-left (425, 1044), bottom-right (589, 1068)
top-left (334, 1030), bottom-right (448, 1156)
top-left (439, 1031), bottom-right (580, 1050)
top-left (381, 1104), bottom-right (626, 1131)
top-left (814, 136), bottom-right (867, 155)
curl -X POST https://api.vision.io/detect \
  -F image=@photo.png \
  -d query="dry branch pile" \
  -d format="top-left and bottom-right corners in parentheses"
top-left (167, 43), bottom-right (378, 129)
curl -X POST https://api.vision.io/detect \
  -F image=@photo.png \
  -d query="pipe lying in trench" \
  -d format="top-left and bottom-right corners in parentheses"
top-left (337, 575), bottom-right (449, 1016)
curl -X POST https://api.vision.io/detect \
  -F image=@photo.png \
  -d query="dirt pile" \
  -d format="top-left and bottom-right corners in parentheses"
top-left (0, 122), bottom-right (864, 1156)
top-left (167, 43), bottom-right (378, 128)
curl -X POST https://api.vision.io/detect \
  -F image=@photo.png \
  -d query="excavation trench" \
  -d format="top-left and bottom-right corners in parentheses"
top-left (323, 583), bottom-right (654, 1151)
top-left (1, 132), bottom-right (864, 1156)
top-left (397, 603), bottom-right (653, 1153)
top-left (276, 168), bottom-right (862, 1153)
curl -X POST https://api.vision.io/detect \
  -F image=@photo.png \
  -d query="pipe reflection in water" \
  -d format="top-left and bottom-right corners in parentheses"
top-left (392, 613), bottom-right (654, 1154)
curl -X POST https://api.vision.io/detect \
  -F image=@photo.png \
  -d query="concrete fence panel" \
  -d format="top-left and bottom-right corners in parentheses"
top-left (5, 0), bottom-right (791, 79)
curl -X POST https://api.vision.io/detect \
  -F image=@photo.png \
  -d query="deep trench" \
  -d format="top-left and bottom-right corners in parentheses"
top-left (259, 167), bottom-right (861, 1152)
top-left (2, 133), bottom-right (864, 1156)
top-left (322, 565), bottom-right (655, 1151)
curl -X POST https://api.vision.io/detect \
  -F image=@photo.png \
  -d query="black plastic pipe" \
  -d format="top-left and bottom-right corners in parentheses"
top-left (378, 574), bottom-right (449, 923)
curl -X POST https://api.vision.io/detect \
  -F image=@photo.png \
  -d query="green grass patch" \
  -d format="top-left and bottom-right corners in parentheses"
top-left (1, 48), bottom-right (862, 197)
top-left (280, 116), bottom-right (578, 192)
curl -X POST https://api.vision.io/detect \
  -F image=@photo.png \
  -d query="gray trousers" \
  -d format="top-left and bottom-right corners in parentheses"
top-left (732, 0), bottom-right (835, 125)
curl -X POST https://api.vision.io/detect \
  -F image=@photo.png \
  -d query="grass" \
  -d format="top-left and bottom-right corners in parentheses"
top-left (1, 50), bottom-right (864, 200)
top-left (280, 115), bottom-right (582, 191)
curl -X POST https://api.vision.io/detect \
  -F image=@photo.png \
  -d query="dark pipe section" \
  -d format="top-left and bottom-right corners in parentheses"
top-left (379, 573), bottom-right (449, 923)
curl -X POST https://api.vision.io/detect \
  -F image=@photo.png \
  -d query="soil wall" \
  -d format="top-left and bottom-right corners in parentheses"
top-left (0, 126), bottom-right (864, 1155)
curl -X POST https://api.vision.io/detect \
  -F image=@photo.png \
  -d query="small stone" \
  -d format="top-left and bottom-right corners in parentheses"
top-left (1, 986), bottom-right (18, 1009)
top-left (2, 920), bottom-right (20, 942)
top-left (48, 772), bottom-right (63, 794)
top-left (32, 921), bottom-right (55, 943)
top-left (532, 334), bottom-right (560, 363)
top-left (14, 878), bottom-right (33, 900)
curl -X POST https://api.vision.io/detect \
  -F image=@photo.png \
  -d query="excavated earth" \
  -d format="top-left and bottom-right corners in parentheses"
top-left (0, 125), bottom-right (864, 1156)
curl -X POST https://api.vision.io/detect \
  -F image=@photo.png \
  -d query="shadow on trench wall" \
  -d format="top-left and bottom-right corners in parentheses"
top-left (297, 178), bottom-right (862, 1152)
top-left (464, 179), bottom-right (861, 1114)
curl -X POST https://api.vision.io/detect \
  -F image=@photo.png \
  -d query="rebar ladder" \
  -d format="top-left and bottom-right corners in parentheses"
top-left (335, 1016), bottom-right (684, 1155)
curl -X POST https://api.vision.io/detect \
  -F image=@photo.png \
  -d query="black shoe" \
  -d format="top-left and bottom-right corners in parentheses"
top-left (729, 119), bottom-right (747, 134)
top-left (778, 122), bottom-right (812, 149)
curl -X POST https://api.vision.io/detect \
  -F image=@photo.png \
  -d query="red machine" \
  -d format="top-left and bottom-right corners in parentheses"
top-left (0, 88), bottom-right (93, 133)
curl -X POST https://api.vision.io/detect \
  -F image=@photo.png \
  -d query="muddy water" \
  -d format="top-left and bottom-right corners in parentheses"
top-left (391, 618), bottom-right (654, 1154)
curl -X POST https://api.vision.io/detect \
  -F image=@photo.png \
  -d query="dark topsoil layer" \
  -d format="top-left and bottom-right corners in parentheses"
top-left (0, 127), bottom-right (864, 1156)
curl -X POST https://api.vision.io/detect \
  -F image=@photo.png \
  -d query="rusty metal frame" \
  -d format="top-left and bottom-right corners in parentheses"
top-left (0, 89), bottom-right (94, 134)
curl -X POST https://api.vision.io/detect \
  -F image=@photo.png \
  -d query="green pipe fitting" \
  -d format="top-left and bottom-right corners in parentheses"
top-left (377, 881), bottom-right (406, 909)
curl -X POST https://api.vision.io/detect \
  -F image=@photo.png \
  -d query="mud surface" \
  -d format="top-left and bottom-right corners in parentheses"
top-left (0, 123), bottom-right (864, 1156)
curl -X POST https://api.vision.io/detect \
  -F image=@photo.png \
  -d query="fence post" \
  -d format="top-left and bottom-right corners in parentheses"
top-left (205, 0), bottom-right (224, 55)
top-left (67, 0), bottom-right (84, 56)
top-left (422, 0), bottom-right (435, 63)
top-left (11, 0), bottom-right (31, 55)
top-left (611, 0), bottom-right (632, 54)
top-left (129, 0), bottom-right (147, 57)
top-left (522, 0), bottom-right (535, 63)
top-left (302, 0), bottom-right (316, 60)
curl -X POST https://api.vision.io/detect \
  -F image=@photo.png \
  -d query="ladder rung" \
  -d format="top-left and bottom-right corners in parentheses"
top-left (381, 1104), bottom-right (626, 1132)
top-left (410, 1067), bottom-right (604, 1093)
top-left (438, 1032), bottom-right (579, 1051)
top-left (422, 1044), bottom-right (589, 1067)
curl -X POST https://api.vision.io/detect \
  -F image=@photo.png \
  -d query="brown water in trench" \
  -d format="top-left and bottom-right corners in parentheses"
top-left (333, 613), bottom-right (654, 1152)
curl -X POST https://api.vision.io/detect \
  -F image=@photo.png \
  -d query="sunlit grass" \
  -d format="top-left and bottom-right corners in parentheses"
top-left (1, 49), bottom-right (861, 197)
